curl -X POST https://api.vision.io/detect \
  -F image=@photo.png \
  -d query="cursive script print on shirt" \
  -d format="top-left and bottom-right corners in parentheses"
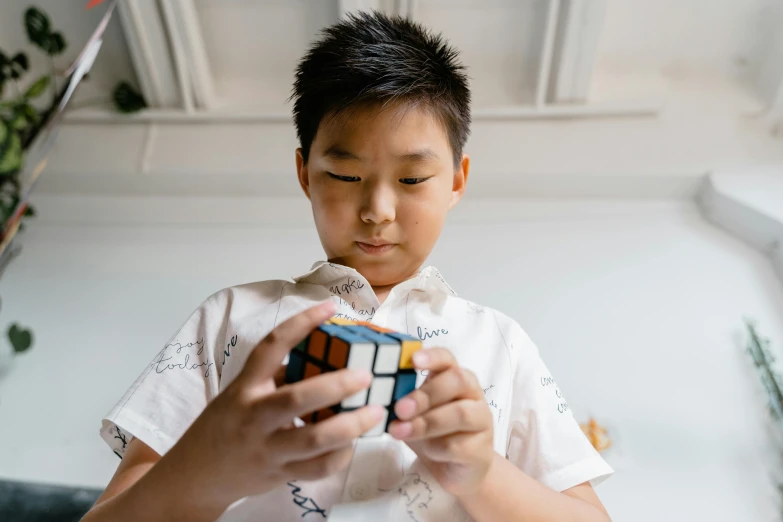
top-left (416, 325), bottom-right (448, 341)
top-left (483, 384), bottom-right (503, 425)
top-left (541, 376), bottom-right (570, 414)
top-left (151, 338), bottom-right (214, 378)
top-left (329, 277), bottom-right (365, 297)
top-left (287, 481), bottom-right (327, 518)
top-left (222, 335), bottom-right (237, 366)
top-left (333, 295), bottom-right (376, 319)
top-left (379, 472), bottom-right (435, 522)
top-left (109, 425), bottom-right (128, 459)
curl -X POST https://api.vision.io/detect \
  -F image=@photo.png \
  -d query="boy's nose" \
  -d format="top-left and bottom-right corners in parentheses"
top-left (359, 183), bottom-right (396, 225)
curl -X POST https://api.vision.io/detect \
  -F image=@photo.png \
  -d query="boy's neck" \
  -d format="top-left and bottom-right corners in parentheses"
top-left (371, 269), bottom-right (421, 304)
top-left (372, 284), bottom-right (395, 305)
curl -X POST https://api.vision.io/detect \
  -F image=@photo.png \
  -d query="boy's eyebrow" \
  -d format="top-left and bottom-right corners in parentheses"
top-left (323, 146), bottom-right (440, 163)
top-left (323, 146), bottom-right (362, 161)
top-left (397, 149), bottom-right (440, 162)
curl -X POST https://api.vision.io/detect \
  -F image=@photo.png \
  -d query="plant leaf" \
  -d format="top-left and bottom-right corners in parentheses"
top-left (0, 53), bottom-right (8, 95)
top-left (25, 8), bottom-right (52, 51)
top-left (24, 204), bottom-right (35, 217)
top-left (0, 119), bottom-right (9, 160)
top-left (9, 52), bottom-right (29, 80)
top-left (11, 53), bottom-right (28, 71)
top-left (8, 323), bottom-right (33, 354)
top-left (21, 103), bottom-right (38, 124)
top-left (0, 126), bottom-right (23, 176)
top-left (46, 32), bottom-right (67, 56)
top-left (24, 76), bottom-right (49, 99)
top-left (0, 52), bottom-right (8, 80)
top-left (11, 112), bottom-right (27, 131)
top-left (113, 82), bottom-right (147, 114)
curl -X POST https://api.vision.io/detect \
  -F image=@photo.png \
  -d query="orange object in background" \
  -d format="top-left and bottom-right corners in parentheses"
top-left (580, 418), bottom-right (612, 452)
top-left (86, 0), bottom-right (106, 9)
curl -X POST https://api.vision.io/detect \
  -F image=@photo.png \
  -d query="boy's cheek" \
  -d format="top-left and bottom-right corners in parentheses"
top-left (313, 201), bottom-right (356, 238)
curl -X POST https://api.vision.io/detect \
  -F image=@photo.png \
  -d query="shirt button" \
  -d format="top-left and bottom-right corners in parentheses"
top-left (349, 484), bottom-right (369, 500)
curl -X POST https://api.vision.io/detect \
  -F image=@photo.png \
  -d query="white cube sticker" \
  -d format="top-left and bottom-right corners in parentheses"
top-left (373, 344), bottom-right (401, 374)
top-left (368, 377), bottom-right (395, 406)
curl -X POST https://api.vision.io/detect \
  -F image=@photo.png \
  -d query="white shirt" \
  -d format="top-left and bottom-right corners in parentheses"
top-left (101, 261), bottom-right (612, 521)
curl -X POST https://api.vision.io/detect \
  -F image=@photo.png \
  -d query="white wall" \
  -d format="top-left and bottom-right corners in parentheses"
top-left (710, 170), bottom-right (783, 223)
top-left (0, 196), bottom-right (782, 522)
top-left (41, 106), bottom-right (783, 199)
top-left (699, 171), bottom-right (783, 283)
top-left (596, 0), bottom-right (780, 76)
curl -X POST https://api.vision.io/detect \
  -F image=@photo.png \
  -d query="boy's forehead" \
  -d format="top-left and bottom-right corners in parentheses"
top-left (312, 103), bottom-right (452, 160)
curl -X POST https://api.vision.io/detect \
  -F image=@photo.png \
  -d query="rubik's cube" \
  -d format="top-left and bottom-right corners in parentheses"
top-left (285, 317), bottom-right (422, 436)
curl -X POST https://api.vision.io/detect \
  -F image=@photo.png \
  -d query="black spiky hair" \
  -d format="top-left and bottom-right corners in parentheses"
top-left (290, 11), bottom-right (471, 167)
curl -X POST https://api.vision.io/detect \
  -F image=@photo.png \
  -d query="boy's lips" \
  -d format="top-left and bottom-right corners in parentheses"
top-left (356, 241), bottom-right (395, 255)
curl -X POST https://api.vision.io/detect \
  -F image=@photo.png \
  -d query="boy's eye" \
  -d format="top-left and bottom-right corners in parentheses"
top-left (327, 173), bottom-right (361, 182)
top-left (399, 177), bottom-right (429, 185)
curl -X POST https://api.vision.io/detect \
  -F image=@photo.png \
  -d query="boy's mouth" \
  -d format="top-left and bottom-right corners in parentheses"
top-left (356, 241), bottom-right (396, 255)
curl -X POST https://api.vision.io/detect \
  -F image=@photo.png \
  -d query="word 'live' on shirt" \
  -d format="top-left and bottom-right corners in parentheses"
top-left (100, 261), bottom-right (613, 521)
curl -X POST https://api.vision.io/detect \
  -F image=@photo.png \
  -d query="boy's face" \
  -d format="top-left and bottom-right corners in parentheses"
top-left (297, 103), bottom-right (469, 288)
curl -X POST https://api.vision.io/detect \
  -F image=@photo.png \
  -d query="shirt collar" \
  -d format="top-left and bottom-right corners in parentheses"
top-left (292, 261), bottom-right (457, 297)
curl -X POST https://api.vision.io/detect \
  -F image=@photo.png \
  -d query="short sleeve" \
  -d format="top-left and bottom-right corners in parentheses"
top-left (505, 325), bottom-right (613, 492)
top-left (100, 293), bottom-right (224, 458)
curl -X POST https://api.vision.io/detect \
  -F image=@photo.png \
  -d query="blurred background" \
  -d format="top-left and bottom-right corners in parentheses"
top-left (0, 0), bottom-right (783, 520)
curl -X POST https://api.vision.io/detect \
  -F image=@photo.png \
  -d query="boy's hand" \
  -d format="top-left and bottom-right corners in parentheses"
top-left (170, 301), bottom-right (385, 511)
top-left (388, 348), bottom-right (495, 496)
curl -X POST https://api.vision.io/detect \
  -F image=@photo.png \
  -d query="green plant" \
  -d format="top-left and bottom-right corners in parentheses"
top-left (0, 6), bottom-right (146, 357)
top-left (0, 6), bottom-right (66, 355)
top-left (113, 81), bottom-right (148, 113)
top-left (745, 320), bottom-right (783, 515)
top-left (747, 320), bottom-right (783, 422)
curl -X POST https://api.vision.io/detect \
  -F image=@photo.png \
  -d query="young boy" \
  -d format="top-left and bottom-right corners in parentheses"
top-left (83, 12), bottom-right (612, 522)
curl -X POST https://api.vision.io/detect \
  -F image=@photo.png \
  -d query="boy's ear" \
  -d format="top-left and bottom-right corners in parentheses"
top-left (296, 148), bottom-right (311, 200)
top-left (449, 154), bottom-right (470, 210)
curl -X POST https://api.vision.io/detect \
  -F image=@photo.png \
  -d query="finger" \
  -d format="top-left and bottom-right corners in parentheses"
top-left (283, 446), bottom-right (355, 482)
top-left (273, 363), bottom-right (287, 389)
top-left (257, 368), bottom-right (372, 431)
top-left (412, 347), bottom-right (457, 377)
top-left (241, 300), bottom-right (335, 383)
top-left (388, 399), bottom-right (491, 441)
top-left (421, 432), bottom-right (489, 463)
top-left (268, 404), bottom-right (386, 461)
top-left (394, 366), bottom-right (481, 421)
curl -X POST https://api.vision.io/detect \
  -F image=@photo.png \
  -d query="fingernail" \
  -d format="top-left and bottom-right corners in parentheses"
top-left (412, 351), bottom-right (429, 366)
top-left (390, 421), bottom-right (412, 439)
top-left (348, 368), bottom-right (372, 385)
top-left (320, 300), bottom-right (336, 314)
top-left (394, 397), bottom-right (416, 419)
top-left (368, 405), bottom-right (386, 421)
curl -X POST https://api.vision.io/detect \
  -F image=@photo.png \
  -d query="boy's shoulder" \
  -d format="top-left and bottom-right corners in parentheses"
top-left (199, 277), bottom-right (336, 320)
top-left (203, 279), bottom-right (289, 307)
top-left (197, 279), bottom-right (292, 322)
top-left (447, 295), bottom-right (538, 356)
top-left (452, 295), bottom-right (522, 330)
